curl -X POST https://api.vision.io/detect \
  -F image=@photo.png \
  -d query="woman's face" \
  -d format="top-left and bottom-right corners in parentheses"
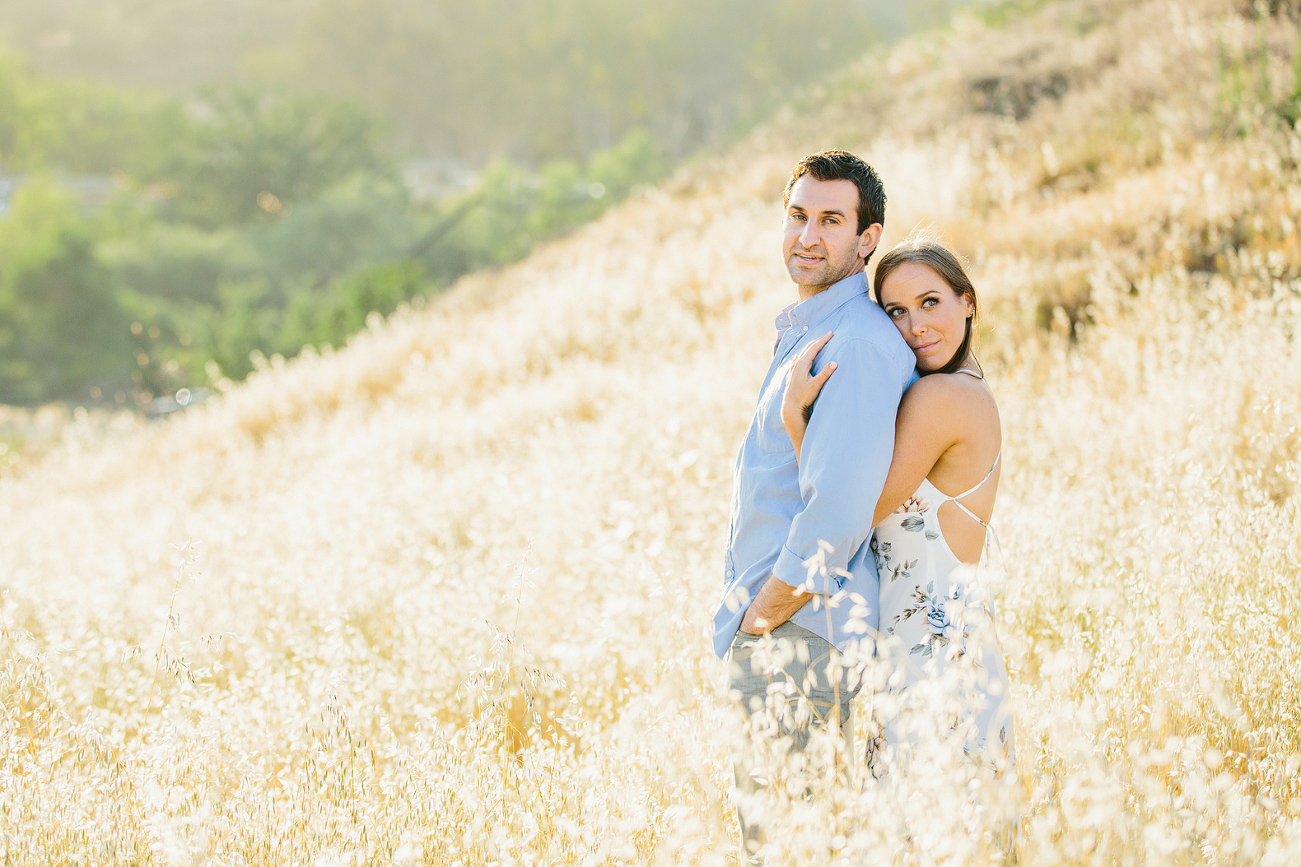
top-left (878, 262), bottom-right (974, 372)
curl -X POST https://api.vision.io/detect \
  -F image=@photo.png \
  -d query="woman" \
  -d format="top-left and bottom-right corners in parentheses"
top-left (781, 237), bottom-right (1014, 779)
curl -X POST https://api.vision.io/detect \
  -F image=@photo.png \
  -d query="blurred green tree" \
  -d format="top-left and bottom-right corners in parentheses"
top-left (190, 277), bottom-right (280, 381)
top-left (587, 129), bottom-right (663, 200)
top-left (287, 0), bottom-right (883, 163)
top-left (279, 260), bottom-right (426, 353)
top-left (0, 180), bottom-right (133, 402)
top-left (0, 46), bottom-right (24, 168)
top-left (169, 85), bottom-right (392, 227)
top-left (0, 42), bottom-right (189, 177)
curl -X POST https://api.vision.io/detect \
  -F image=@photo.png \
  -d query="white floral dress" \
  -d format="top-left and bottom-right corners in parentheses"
top-left (867, 449), bottom-right (1015, 779)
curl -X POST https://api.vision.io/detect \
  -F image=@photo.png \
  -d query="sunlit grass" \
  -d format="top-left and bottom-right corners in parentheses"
top-left (3, 0), bottom-right (1301, 863)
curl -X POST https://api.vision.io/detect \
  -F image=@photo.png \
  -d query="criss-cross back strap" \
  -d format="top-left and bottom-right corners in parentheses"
top-left (951, 499), bottom-right (989, 528)
top-left (952, 451), bottom-right (1001, 500)
top-left (935, 451), bottom-right (1001, 527)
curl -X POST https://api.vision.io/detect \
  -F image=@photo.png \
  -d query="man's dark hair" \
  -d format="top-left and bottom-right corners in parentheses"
top-left (782, 149), bottom-right (887, 257)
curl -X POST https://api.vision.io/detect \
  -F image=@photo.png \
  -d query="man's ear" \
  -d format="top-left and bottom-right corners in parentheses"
top-left (858, 223), bottom-right (883, 260)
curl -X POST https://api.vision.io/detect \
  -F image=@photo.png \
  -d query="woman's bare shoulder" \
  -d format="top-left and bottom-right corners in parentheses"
top-left (903, 370), bottom-right (994, 404)
top-left (900, 372), bottom-right (999, 427)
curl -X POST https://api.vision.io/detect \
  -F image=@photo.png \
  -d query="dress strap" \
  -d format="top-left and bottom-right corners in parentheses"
top-left (943, 368), bottom-right (996, 502)
top-left (950, 450), bottom-right (1001, 500)
top-left (927, 450), bottom-right (1000, 527)
top-left (950, 498), bottom-right (989, 528)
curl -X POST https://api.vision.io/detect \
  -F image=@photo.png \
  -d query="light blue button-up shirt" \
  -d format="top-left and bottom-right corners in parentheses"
top-left (712, 272), bottom-right (916, 659)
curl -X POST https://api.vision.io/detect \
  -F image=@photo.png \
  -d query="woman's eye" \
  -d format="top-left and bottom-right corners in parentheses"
top-left (888, 308), bottom-right (904, 318)
top-left (921, 297), bottom-right (938, 308)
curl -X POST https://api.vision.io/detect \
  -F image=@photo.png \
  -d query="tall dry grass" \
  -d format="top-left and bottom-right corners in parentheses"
top-left (3, 0), bottom-right (1301, 863)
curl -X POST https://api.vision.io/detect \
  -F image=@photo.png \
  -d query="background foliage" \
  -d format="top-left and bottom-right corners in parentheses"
top-left (0, 0), bottom-right (952, 406)
top-left (0, 52), bottom-right (669, 401)
top-left (0, 0), bottom-right (959, 160)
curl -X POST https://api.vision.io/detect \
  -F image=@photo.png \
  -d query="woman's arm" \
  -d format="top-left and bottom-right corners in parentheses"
top-left (783, 355), bottom-right (964, 525)
top-left (870, 379), bottom-right (963, 525)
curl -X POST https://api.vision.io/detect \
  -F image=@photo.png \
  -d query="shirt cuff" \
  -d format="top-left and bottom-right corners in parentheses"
top-left (772, 544), bottom-right (832, 595)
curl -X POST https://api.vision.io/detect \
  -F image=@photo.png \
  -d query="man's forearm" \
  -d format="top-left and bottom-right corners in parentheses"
top-left (739, 576), bottom-right (812, 634)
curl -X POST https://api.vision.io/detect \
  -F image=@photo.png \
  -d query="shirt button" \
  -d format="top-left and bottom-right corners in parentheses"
top-left (802, 326), bottom-right (808, 332)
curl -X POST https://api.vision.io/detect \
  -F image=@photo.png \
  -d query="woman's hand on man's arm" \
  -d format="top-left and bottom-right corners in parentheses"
top-left (781, 331), bottom-right (837, 461)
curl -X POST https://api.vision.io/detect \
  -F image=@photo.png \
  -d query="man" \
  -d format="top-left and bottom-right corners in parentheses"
top-left (713, 149), bottom-right (915, 855)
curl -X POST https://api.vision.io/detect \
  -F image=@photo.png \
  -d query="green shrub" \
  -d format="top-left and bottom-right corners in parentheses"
top-left (280, 260), bottom-right (426, 353)
top-left (166, 85), bottom-right (392, 229)
top-left (0, 181), bottom-right (133, 402)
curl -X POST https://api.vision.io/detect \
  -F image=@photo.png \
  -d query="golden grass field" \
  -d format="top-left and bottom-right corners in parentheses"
top-left (4, 0), bottom-right (1301, 863)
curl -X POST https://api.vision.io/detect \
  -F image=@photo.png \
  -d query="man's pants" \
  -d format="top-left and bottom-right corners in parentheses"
top-left (727, 621), bottom-right (863, 859)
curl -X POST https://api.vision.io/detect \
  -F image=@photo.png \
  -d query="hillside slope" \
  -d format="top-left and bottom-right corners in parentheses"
top-left (3, 0), bottom-right (1301, 863)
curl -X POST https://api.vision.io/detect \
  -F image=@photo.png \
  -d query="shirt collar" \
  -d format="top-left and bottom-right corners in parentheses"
top-left (774, 271), bottom-right (870, 333)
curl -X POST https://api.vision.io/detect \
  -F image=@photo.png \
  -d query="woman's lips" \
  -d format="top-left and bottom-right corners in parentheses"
top-left (912, 339), bottom-right (940, 354)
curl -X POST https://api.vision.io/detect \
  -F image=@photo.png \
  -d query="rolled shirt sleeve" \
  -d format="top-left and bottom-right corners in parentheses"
top-left (771, 337), bottom-right (905, 595)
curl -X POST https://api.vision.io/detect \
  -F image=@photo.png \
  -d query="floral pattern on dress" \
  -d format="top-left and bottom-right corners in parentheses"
top-left (894, 495), bottom-right (930, 515)
top-left (893, 581), bottom-right (976, 660)
top-left (873, 475), bottom-right (1015, 785)
top-left (870, 536), bottom-right (916, 585)
top-left (893, 496), bottom-right (943, 539)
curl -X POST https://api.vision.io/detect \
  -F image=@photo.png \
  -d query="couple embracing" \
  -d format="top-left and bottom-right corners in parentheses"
top-left (713, 149), bottom-right (1015, 855)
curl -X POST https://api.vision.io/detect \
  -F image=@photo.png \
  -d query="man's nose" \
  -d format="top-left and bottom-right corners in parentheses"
top-left (797, 220), bottom-right (818, 247)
